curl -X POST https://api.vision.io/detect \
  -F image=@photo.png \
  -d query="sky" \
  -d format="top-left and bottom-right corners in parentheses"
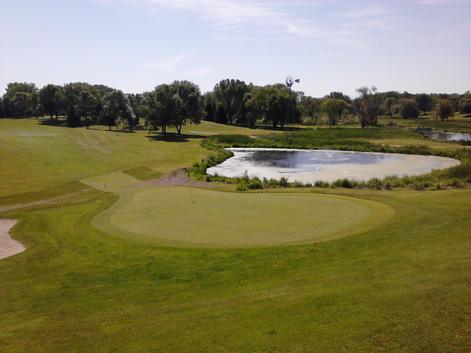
top-left (1, 0), bottom-right (470, 97)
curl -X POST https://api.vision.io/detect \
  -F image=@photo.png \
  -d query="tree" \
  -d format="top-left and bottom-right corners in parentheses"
top-left (459, 99), bottom-right (471, 115)
top-left (354, 86), bottom-right (381, 128)
top-left (78, 90), bottom-right (99, 128)
top-left (203, 92), bottom-right (216, 122)
top-left (213, 79), bottom-right (250, 125)
top-left (143, 84), bottom-right (179, 135)
top-left (66, 106), bottom-right (81, 127)
top-left (415, 94), bottom-right (434, 115)
top-left (62, 83), bottom-right (100, 127)
top-left (2, 82), bottom-right (38, 117)
top-left (126, 93), bottom-right (143, 126)
top-left (382, 97), bottom-right (397, 117)
top-left (298, 96), bottom-right (321, 124)
top-left (327, 91), bottom-right (351, 103)
top-left (174, 81), bottom-right (202, 134)
top-left (102, 89), bottom-right (133, 131)
top-left (215, 105), bottom-right (228, 124)
top-left (39, 84), bottom-right (64, 120)
top-left (245, 85), bottom-right (291, 129)
top-left (321, 98), bottom-right (349, 127)
top-left (434, 99), bottom-right (454, 121)
top-left (399, 98), bottom-right (420, 119)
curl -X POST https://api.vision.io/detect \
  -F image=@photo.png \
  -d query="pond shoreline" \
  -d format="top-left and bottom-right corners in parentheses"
top-left (207, 148), bottom-right (461, 184)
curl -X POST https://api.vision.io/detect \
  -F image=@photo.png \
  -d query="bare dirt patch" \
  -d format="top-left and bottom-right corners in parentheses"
top-left (149, 169), bottom-right (211, 188)
top-left (0, 219), bottom-right (25, 260)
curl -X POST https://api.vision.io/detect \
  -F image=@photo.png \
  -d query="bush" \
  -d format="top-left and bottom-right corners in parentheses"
top-left (367, 178), bottom-right (383, 190)
top-left (333, 178), bottom-right (354, 188)
top-left (236, 182), bottom-right (247, 191)
top-left (279, 177), bottom-right (289, 187)
top-left (413, 182), bottom-right (425, 190)
top-left (247, 177), bottom-right (264, 190)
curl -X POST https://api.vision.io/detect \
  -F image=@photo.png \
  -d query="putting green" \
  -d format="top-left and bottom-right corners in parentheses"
top-left (93, 187), bottom-right (394, 247)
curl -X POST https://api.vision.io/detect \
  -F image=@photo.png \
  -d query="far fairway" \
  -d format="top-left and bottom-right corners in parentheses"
top-left (94, 187), bottom-right (394, 247)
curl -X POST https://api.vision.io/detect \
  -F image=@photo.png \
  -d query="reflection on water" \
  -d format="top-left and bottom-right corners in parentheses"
top-left (428, 131), bottom-right (471, 142)
top-left (247, 150), bottom-right (388, 171)
top-left (206, 148), bottom-right (460, 183)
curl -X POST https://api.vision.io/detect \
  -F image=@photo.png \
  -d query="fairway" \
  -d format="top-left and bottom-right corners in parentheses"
top-left (94, 187), bottom-right (393, 247)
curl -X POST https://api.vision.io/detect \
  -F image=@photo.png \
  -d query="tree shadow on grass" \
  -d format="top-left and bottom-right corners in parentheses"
top-left (145, 132), bottom-right (206, 143)
top-left (253, 125), bottom-right (306, 132)
top-left (37, 118), bottom-right (67, 127)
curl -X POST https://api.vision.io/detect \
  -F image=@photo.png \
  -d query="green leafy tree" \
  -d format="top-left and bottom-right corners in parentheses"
top-left (382, 97), bottom-right (397, 117)
top-left (203, 92), bottom-right (216, 122)
top-left (2, 82), bottom-right (38, 117)
top-left (354, 86), bottom-right (381, 128)
top-left (415, 94), bottom-right (434, 114)
top-left (215, 104), bottom-right (228, 124)
top-left (434, 99), bottom-right (455, 121)
top-left (327, 91), bottom-right (351, 103)
top-left (459, 99), bottom-right (471, 115)
top-left (102, 89), bottom-right (133, 131)
top-left (399, 98), bottom-right (420, 119)
top-left (321, 98), bottom-right (349, 127)
top-left (143, 84), bottom-right (179, 136)
top-left (298, 96), bottom-right (321, 124)
top-left (63, 83), bottom-right (99, 127)
top-left (39, 84), bottom-right (65, 120)
top-left (174, 81), bottom-right (202, 134)
top-left (213, 79), bottom-right (250, 125)
top-left (245, 85), bottom-right (291, 129)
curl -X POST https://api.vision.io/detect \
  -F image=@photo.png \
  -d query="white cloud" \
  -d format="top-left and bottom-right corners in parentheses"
top-left (103, 0), bottom-right (396, 47)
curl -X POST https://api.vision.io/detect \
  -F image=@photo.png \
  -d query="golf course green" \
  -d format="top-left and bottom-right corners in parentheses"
top-left (93, 187), bottom-right (393, 247)
top-left (0, 118), bottom-right (470, 352)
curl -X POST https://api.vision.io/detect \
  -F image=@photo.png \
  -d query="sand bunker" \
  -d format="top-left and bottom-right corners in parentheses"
top-left (0, 219), bottom-right (25, 260)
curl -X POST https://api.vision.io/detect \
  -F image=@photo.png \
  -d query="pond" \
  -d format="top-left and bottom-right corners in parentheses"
top-left (207, 148), bottom-right (460, 183)
top-left (427, 131), bottom-right (471, 143)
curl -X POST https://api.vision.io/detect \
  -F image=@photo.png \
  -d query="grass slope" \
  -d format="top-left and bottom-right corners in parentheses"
top-left (0, 189), bottom-right (469, 352)
top-left (0, 119), bottom-right (270, 199)
top-left (0, 118), bottom-right (470, 352)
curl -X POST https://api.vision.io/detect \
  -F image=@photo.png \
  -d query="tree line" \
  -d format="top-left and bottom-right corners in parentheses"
top-left (1, 80), bottom-right (470, 134)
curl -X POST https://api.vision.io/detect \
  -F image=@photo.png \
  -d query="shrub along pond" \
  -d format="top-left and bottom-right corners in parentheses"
top-left (207, 148), bottom-right (460, 184)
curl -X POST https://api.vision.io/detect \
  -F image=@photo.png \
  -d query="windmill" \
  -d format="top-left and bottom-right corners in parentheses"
top-left (285, 75), bottom-right (300, 90)
top-left (284, 76), bottom-right (300, 141)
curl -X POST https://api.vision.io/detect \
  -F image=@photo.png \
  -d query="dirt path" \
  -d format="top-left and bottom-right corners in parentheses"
top-left (149, 169), bottom-right (211, 188)
top-left (0, 219), bottom-right (25, 260)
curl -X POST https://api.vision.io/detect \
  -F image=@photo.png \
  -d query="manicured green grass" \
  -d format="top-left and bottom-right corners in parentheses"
top-left (92, 187), bottom-right (393, 247)
top-left (378, 114), bottom-right (471, 132)
top-left (0, 119), bottom-right (265, 199)
top-left (122, 166), bottom-right (162, 180)
top-left (1, 188), bottom-right (470, 352)
top-left (1, 118), bottom-right (471, 352)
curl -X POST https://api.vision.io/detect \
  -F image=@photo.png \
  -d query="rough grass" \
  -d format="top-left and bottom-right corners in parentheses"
top-left (0, 119), bottom-right (268, 199)
top-left (1, 118), bottom-right (471, 352)
top-left (0, 188), bottom-right (470, 352)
